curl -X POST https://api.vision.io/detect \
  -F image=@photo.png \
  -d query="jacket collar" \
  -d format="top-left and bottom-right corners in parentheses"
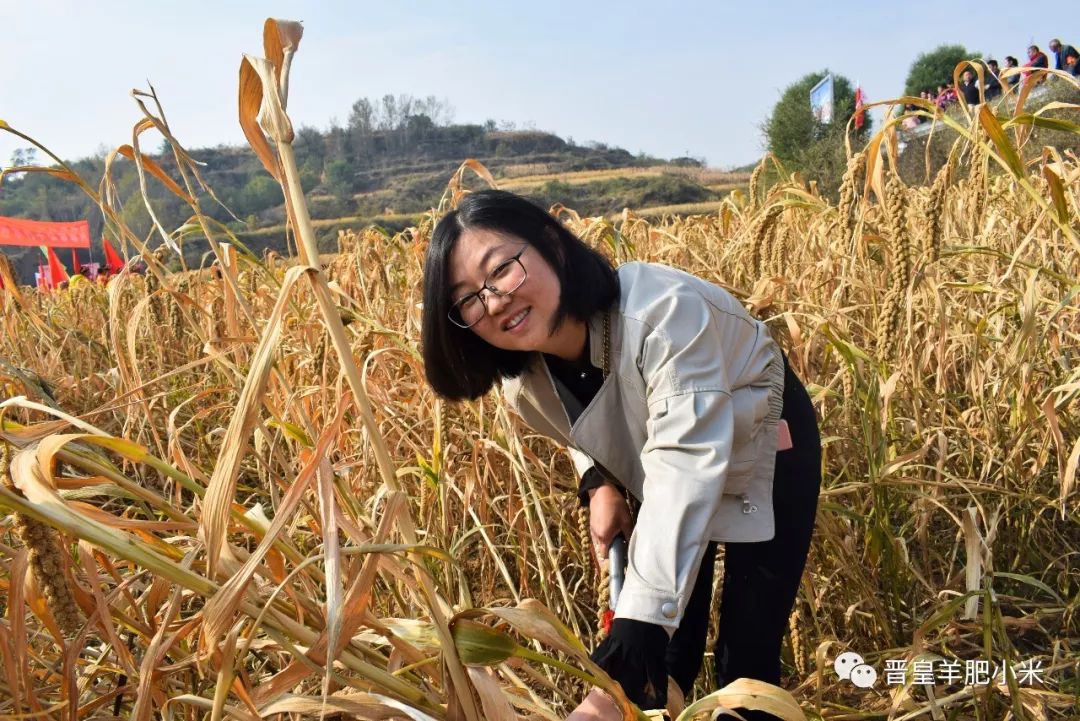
top-left (503, 308), bottom-right (617, 437)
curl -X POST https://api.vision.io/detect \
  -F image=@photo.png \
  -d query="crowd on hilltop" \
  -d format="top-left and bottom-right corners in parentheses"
top-left (900, 37), bottom-right (1079, 128)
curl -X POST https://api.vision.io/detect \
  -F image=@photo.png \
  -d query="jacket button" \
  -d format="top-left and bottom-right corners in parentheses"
top-left (661, 602), bottom-right (677, 619)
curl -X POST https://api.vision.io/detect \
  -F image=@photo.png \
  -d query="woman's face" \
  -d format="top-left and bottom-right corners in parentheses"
top-left (447, 226), bottom-right (565, 354)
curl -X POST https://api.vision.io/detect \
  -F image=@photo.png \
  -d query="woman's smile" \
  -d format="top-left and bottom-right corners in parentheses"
top-left (501, 306), bottom-right (531, 332)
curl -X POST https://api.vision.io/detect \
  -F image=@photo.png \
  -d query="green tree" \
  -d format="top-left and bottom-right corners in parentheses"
top-left (904, 44), bottom-right (977, 96)
top-left (235, 176), bottom-right (283, 216)
top-left (763, 70), bottom-right (869, 196)
top-left (324, 159), bottom-right (353, 200)
top-left (347, 99), bottom-right (375, 156)
top-left (8, 147), bottom-right (38, 167)
top-left (119, 195), bottom-right (151, 238)
top-left (294, 125), bottom-right (326, 167)
top-left (348, 98), bottom-right (375, 134)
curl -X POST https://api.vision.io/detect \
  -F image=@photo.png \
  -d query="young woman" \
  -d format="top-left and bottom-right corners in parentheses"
top-left (421, 190), bottom-right (821, 721)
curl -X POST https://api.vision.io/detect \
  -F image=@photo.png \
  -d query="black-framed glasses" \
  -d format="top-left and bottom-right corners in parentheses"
top-left (448, 245), bottom-right (528, 329)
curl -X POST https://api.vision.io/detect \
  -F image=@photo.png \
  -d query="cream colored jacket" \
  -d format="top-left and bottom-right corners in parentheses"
top-left (501, 262), bottom-right (785, 630)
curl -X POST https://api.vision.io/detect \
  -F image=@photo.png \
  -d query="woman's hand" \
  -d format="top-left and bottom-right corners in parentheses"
top-left (588, 483), bottom-right (634, 562)
top-left (565, 688), bottom-right (622, 721)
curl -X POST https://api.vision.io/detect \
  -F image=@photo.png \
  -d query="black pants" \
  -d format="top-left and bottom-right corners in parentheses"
top-left (665, 356), bottom-right (822, 718)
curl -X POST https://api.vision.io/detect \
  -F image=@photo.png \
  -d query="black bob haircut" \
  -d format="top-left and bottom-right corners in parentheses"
top-left (422, 189), bottom-right (619, 401)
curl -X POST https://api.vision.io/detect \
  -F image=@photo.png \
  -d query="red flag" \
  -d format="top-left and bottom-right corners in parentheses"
top-left (854, 86), bottom-right (866, 130)
top-left (0, 217), bottom-right (90, 249)
top-left (102, 237), bottom-right (126, 274)
top-left (71, 249), bottom-right (82, 275)
top-left (46, 246), bottom-right (69, 288)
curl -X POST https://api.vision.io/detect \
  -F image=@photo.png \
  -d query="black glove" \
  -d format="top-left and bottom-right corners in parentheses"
top-left (590, 618), bottom-right (670, 710)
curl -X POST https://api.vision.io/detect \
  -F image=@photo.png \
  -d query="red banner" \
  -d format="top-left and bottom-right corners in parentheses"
top-left (0, 216), bottom-right (91, 248)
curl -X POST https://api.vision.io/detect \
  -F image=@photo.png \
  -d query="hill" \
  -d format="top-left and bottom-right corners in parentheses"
top-left (0, 115), bottom-right (744, 283)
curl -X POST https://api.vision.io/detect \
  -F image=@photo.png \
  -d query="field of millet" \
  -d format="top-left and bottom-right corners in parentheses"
top-left (0, 19), bottom-right (1077, 721)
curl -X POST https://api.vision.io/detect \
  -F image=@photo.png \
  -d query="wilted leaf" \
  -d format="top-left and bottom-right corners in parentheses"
top-left (1042, 165), bottom-right (1069, 225)
top-left (676, 678), bottom-right (805, 720)
top-left (3, 447), bottom-right (214, 595)
top-left (201, 338), bottom-right (342, 649)
top-left (979, 104), bottom-right (1024, 178)
top-left (263, 18), bottom-right (304, 89)
top-left (485, 599), bottom-right (589, 657)
top-left (115, 145), bottom-right (193, 202)
top-left (200, 264), bottom-right (312, 578)
top-left (266, 418), bottom-right (313, 447)
top-left (238, 57), bottom-right (280, 180)
top-left (243, 54), bottom-right (294, 144)
top-left (259, 692), bottom-right (412, 719)
top-left (467, 666), bottom-right (519, 721)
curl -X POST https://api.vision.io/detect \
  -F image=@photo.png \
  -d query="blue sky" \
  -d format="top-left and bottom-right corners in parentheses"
top-left (0, 1), bottom-right (1074, 170)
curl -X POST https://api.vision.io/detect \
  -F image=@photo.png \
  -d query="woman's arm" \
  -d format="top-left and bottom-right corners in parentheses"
top-left (616, 285), bottom-right (736, 632)
top-left (576, 465), bottom-right (609, 507)
top-left (587, 482), bottom-right (633, 561)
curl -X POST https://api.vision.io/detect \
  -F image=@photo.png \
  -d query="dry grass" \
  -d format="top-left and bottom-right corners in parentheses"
top-left (500, 166), bottom-right (748, 193)
top-left (238, 211), bottom-right (425, 240)
top-left (500, 163), bottom-right (554, 179)
top-left (0, 25), bottom-right (1078, 721)
top-left (626, 200), bottom-right (729, 218)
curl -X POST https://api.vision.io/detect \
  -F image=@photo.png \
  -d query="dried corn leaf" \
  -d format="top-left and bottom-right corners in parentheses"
top-left (238, 58), bottom-right (280, 180)
top-left (200, 264), bottom-right (312, 579)
top-left (675, 678), bottom-right (805, 720)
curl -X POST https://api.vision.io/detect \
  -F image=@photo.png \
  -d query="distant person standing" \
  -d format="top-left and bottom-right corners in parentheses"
top-left (1067, 52), bottom-right (1080, 77)
top-left (1024, 45), bottom-right (1050, 85)
top-left (935, 83), bottom-right (957, 108)
top-left (983, 60), bottom-right (1003, 98)
top-left (1049, 39), bottom-right (1080, 70)
top-left (1027, 45), bottom-right (1050, 69)
top-left (901, 105), bottom-right (921, 129)
top-left (959, 70), bottom-right (981, 106)
top-left (1004, 56), bottom-right (1021, 87)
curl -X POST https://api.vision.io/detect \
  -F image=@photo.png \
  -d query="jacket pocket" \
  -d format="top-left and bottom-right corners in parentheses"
top-left (728, 384), bottom-right (771, 475)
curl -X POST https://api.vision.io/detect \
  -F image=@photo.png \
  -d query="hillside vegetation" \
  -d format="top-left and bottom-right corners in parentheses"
top-left (0, 108), bottom-right (736, 283)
